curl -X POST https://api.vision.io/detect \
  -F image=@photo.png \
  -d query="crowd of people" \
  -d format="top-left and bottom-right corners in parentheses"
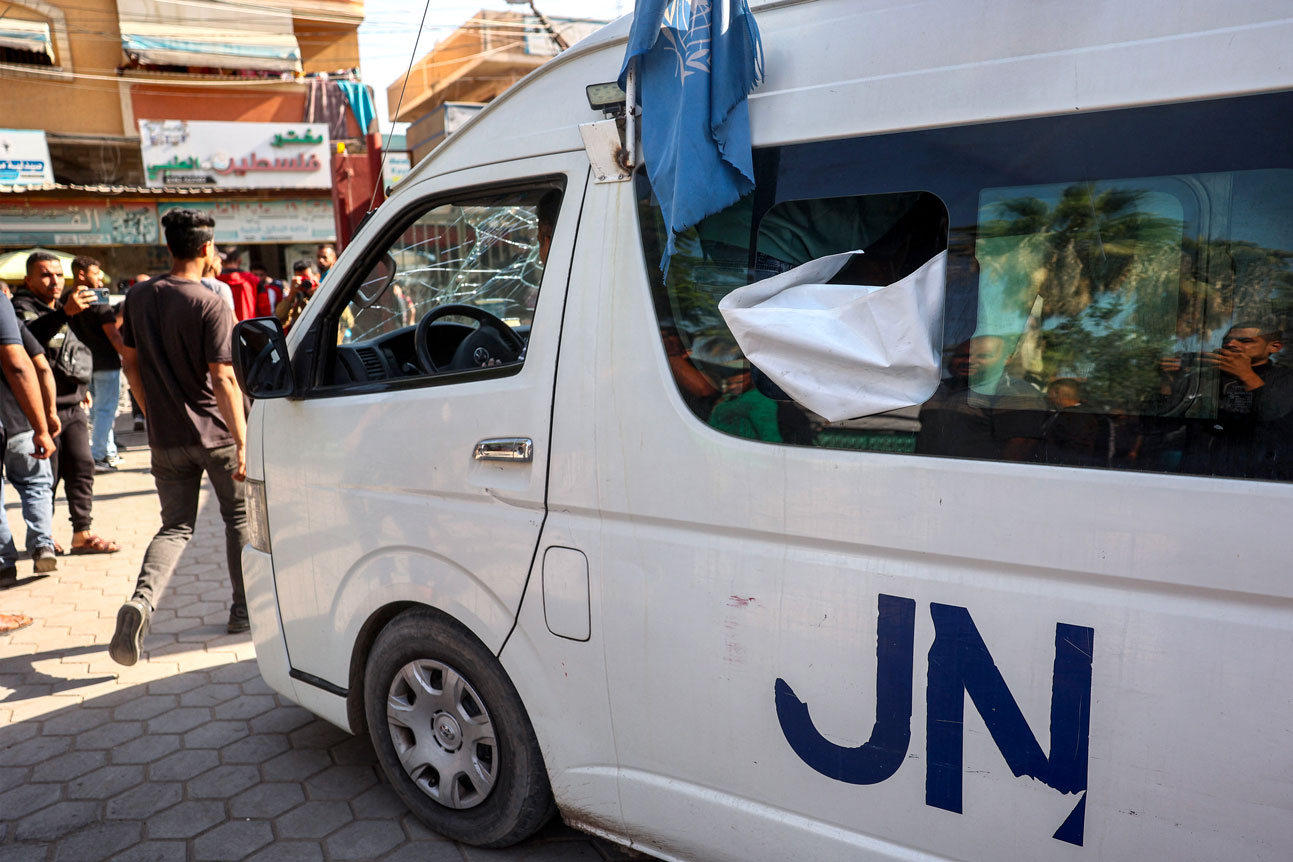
top-left (0, 218), bottom-right (337, 638)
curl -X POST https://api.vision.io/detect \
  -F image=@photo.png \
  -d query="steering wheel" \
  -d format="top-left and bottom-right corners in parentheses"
top-left (414, 303), bottom-right (526, 374)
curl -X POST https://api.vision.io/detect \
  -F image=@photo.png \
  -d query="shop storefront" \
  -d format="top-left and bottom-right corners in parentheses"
top-left (0, 193), bottom-right (335, 290)
top-left (0, 121), bottom-right (343, 290)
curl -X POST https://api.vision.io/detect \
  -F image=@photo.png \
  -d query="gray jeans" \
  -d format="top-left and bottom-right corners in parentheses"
top-left (132, 443), bottom-right (248, 611)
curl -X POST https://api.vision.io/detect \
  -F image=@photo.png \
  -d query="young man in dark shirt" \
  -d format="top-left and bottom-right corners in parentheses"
top-left (110, 209), bottom-right (251, 666)
top-left (12, 252), bottom-right (117, 555)
top-left (68, 256), bottom-right (126, 472)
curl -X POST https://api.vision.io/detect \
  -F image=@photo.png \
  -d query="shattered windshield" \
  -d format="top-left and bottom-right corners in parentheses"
top-left (344, 197), bottom-right (550, 344)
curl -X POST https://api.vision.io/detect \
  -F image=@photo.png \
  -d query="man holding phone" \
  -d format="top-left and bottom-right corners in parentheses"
top-left (69, 257), bottom-right (126, 473)
top-left (14, 253), bottom-right (119, 556)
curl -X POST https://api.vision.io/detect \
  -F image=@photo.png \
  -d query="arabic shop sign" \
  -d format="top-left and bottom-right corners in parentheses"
top-left (0, 200), bottom-right (159, 246)
top-left (155, 199), bottom-right (335, 244)
top-left (139, 120), bottom-right (330, 190)
top-left (0, 129), bottom-right (55, 186)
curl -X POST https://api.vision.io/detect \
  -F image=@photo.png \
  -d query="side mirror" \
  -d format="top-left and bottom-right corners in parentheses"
top-left (233, 317), bottom-right (295, 399)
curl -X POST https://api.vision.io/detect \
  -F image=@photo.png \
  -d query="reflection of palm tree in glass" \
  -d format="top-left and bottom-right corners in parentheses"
top-left (977, 185), bottom-right (1183, 408)
top-left (980, 186), bottom-right (1182, 319)
top-left (977, 183), bottom-right (1292, 410)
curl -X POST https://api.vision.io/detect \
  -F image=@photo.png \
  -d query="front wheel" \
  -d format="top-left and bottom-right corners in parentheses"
top-left (365, 608), bottom-right (554, 846)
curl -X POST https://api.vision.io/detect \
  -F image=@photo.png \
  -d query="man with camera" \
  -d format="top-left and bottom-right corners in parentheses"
top-left (13, 252), bottom-right (118, 557)
top-left (275, 259), bottom-right (321, 332)
top-left (68, 257), bottom-right (126, 474)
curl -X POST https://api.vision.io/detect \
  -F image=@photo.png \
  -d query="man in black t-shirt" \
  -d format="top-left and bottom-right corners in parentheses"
top-left (68, 257), bottom-right (126, 471)
top-left (13, 252), bottom-right (118, 556)
top-left (110, 209), bottom-right (251, 666)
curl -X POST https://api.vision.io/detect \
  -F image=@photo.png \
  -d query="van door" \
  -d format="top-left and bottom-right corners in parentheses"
top-left (261, 155), bottom-right (587, 688)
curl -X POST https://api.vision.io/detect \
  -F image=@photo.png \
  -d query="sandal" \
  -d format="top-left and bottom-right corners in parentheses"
top-left (0, 613), bottom-right (33, 634)
top-left (69, 536), bottom-right (120, 555)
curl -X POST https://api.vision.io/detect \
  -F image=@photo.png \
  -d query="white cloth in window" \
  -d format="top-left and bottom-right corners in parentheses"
top-left (719, 250), bottom-right (945, 422)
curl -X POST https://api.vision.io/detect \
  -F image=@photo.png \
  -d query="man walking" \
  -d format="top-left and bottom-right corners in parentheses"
top-left (110, 209), bottom-right (251, 667)
top-left (12, 253), bottom-right (117, 555)
top-left (68, 257), bottom-right (126, 472)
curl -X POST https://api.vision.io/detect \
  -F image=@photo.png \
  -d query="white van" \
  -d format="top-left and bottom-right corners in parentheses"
top-left (232, 2), bottom-right (1293, 859)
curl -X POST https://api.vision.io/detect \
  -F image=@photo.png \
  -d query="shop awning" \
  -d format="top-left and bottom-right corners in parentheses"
top-left (117, 0), bottom-right (302, 73)
top-left (0, 19), bottom-right (54, 64)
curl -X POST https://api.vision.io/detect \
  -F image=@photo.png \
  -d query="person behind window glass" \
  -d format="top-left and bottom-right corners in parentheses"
top-left (508, 191), bottom-right (561, 331)
top-left (1154, 321), bottom-right (1293, 479)
top-left (916, 335), bottom-right (1047, 461)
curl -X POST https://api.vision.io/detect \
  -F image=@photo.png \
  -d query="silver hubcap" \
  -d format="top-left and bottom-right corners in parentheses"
top-left (386, 659), bottom-right (498, 809)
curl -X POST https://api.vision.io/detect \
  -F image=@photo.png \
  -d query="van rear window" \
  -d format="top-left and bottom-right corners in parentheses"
top-left (637, 91), bottom-right (1293, 482)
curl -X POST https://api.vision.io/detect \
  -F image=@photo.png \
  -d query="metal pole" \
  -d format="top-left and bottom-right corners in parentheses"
top-left (626, 58), bottom-right (638, 170)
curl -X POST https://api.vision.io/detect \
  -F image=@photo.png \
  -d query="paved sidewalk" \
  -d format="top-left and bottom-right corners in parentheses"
top-left (0, 422), bottom-right (635, 861)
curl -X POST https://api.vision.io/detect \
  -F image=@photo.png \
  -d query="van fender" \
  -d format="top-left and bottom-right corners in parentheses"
top-left (497, 545), bottom-right (625, 841)
top-left (324, 546), bottom-right (523, 731)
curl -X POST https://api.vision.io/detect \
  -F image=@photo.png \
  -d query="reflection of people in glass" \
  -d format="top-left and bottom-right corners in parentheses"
top-left (916, 335), bottom-right (1046, 460)
top-left (1157, 322), bottom-right (1293, 479)
top-left (1041, 378), bottom-right (1113, 466)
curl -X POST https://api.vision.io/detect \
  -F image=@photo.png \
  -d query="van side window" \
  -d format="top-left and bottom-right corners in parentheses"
top-left (320, 187), bottom-right (562, 386)
top-left (637, 92), bottom-right (1293, 482)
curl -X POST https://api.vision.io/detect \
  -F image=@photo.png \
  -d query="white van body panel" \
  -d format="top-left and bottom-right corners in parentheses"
top-left (408, 0), bottom-right (1293, 184)
top-left (561, 177), bottom-right (1293, 860)
top-left (244, 0), bottom-right (1293, 858)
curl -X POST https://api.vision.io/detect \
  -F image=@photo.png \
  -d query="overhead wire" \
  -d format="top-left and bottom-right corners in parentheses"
top-left (370, 0), bottom-right (435, 212)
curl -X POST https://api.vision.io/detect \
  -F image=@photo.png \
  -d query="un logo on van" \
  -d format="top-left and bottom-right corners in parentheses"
top-left (775, 595), bottom-right (1093, 846)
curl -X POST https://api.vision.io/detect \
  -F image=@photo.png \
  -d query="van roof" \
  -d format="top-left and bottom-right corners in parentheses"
top-left (402, 0), bottom-right (1293, 187)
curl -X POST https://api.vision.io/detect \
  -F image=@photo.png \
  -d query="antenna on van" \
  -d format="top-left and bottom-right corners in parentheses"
top-left (505, 0), bottom-right (569, 51)
top-left (368, 0), bottom-right (434, 215)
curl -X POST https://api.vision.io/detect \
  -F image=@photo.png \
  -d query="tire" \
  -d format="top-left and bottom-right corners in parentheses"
top-left (364, 608), bottom-right (555, 846)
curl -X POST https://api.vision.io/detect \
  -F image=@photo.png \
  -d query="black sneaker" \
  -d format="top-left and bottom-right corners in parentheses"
top-left (32, 546), bottom-right (57, 573)
top-left (93, 459), bottom-right (118, 474)
top-left (110, 599), bottom-right (150, 666)
top-left (227, 603), bottom-right (250, 634)
top-left (0, 564), bottom-right (16, 588)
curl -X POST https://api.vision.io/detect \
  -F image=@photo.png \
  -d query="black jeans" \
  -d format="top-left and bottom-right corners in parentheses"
top-left (131, 444), bottom-right (248, 611)
top-left (51, 405), bottom-right (94, 533)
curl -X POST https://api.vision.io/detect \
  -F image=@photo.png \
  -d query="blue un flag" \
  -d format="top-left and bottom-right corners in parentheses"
top-left (619, 0), bottom-right (764, 269)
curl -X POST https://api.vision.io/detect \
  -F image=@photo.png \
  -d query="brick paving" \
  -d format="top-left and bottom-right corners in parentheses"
top-left (0, 420), bottom-right (636, 861)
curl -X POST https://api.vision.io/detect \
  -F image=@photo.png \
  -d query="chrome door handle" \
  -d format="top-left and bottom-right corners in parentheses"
top-left (473, 437), bottom-right (533, 463)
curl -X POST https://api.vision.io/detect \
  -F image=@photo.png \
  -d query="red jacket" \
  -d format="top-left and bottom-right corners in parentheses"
top-left (255, 280), bottom-right (283, 319)
top-left (219, 270), bottom-right (259, 321)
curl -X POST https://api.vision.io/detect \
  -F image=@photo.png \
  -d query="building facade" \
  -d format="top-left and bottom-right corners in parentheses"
top-left (389, 9), bottom-right (605, 164)
top-left (0, 0), bottom-right (370, 286)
